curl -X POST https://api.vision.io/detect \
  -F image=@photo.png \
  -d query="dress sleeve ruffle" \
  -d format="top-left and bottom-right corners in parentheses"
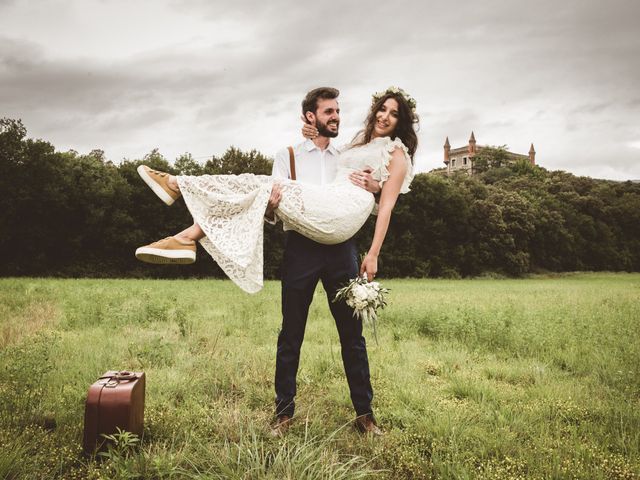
top-left (379, 137), bottom-right (414, 194)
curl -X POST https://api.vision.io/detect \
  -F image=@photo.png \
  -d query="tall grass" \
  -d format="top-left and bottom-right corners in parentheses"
top-left (0, 274), bottom-right (638, 479)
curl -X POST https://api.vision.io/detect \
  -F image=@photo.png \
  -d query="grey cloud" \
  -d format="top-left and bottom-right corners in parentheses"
top-left (1, 0), bottom-right (639, 179)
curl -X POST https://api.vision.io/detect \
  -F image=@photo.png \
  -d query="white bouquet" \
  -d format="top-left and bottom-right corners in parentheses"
top-left (333, 274), bottom-right (389, 342)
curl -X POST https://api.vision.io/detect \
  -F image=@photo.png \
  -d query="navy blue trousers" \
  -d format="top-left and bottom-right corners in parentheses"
top-left (274, 231), bottom-right (374, 418)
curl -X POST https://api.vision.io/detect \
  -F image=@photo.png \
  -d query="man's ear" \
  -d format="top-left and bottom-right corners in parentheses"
top-left (304, 111), bottom-right (316, 125)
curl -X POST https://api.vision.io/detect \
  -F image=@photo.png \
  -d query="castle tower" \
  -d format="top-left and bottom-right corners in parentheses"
top-left (529, 143), bottom-right (536, 165)
top-left (444, 137), bottom-right (450, 164)
top-left (468, 131), bottom-right (477, 154)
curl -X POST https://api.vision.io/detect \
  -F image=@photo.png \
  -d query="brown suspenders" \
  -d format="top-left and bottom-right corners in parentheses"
top-left (287, 145), bottom-right (296, 181)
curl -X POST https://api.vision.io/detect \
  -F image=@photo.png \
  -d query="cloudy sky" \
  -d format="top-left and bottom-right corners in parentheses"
top-left (1, 0), bottom-right (639, 180)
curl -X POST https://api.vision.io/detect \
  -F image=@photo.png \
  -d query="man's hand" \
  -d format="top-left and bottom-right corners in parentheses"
top-left (360, 252), bottom-right (378, 282)
top-left (265, 183), bottom-right (283, 220)
top-left (349, 168), bottom-right (381, 194)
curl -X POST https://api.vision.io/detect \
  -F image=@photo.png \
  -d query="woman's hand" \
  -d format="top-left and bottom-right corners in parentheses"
top-left (360, 252), bottom-right (378, 282)
top-left (349, 168), bottom-right (381, 194)
top-left (301, 118), bottom-right (318, 139)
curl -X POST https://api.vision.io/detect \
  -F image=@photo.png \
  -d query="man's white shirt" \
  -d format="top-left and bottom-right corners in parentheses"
top-left (265, 140), bottom-right (340, 226)
top-left (272, 139), bottom-right (340, 185)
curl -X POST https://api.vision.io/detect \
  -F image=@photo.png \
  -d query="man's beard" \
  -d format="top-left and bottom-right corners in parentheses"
top-left (316, 119), bottom-right (339, 138)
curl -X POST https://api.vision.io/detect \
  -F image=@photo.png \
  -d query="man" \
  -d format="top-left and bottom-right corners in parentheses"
top-left (266, 87), bottom-right (382, 436)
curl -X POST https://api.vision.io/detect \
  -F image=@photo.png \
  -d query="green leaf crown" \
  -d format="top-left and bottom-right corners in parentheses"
top-left (371, 86), bottom-right (417, 113)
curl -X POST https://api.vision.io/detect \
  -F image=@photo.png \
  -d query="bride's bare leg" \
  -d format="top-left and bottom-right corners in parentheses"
top-left (174, 223), bottom-right (205, 242)
top-left (168, 175), bottom-right (180, 192)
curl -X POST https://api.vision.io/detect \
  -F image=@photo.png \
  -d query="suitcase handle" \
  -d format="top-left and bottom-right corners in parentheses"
top-left (98, 371), bottom-right (139, 383)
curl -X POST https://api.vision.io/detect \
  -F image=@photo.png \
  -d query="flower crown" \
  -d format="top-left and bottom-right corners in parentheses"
top-left (371, 86), bottom-right (417, 113)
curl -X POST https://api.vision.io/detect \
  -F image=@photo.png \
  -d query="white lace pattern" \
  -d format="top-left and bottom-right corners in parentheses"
top-left (177, 137), bottom-right (411, 293)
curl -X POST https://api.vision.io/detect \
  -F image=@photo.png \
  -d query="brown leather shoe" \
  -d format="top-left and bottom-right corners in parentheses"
top-left (355, 414), bottom-right (383, 436)
top-left (270, 415), bottom-right (292, 437)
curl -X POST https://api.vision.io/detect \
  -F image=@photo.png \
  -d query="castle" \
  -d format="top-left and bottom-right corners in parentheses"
top-left (443, 132), bottom-right (536, 175)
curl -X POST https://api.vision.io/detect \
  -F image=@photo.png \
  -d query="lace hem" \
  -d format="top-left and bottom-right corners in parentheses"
top-left (178, 173), bottom-right (273, 293)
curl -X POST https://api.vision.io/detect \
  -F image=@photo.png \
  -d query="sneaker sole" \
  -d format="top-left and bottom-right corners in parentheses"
top-left (135, 246), bottom-right (196, 264)
top-left (137, 165), bottom-right (177, 206)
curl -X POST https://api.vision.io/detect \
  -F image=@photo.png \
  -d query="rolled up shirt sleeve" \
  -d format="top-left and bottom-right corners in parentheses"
top-left (272, 148), bottom-right (290, 181)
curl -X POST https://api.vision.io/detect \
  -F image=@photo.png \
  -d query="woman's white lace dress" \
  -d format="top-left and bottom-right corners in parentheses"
top-left (177, 137), bottom-right (413, 293)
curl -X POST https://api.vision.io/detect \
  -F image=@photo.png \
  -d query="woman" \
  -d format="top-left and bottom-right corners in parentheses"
top-left (135, 87), bottom-right (418, 293)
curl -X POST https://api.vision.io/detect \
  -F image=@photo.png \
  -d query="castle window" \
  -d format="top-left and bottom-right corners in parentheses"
top-left (463, 157), bottom-right (468, 165)
top-left (451, 159), bottom-right (456, 167)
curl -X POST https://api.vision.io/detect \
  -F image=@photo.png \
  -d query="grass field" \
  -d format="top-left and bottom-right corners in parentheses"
top-left (0, 274), bottom-right (639, 479)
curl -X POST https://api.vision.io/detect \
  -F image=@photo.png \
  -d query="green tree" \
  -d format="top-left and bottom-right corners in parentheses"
top-left (174, 153), bottom-right (204, 176)
top-left (204, 147), bottom-right (272, 175)
top-left (2, 118), bottom-right (640, 279)
top-left (472, 145), bottom-right (510, 173)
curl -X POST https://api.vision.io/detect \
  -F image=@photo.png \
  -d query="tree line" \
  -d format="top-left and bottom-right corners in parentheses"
top-left (1, 118), bottom-right (639, 279)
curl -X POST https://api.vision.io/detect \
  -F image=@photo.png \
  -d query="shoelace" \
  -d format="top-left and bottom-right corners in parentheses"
top-left (149, 168), bottom-right (168, 178)
top-left (149, 237), bottom-right (193, 248)
top-left (148, 167), bottom-right (180, 193)
top-left (150, 237), bottom-right (174, 247)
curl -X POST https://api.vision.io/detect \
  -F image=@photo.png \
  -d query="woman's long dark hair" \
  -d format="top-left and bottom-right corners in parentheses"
top-left (350, 92), bottom-right (419, 161)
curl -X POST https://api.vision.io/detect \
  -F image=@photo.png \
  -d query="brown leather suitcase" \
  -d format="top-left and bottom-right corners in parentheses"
top-left (83, 370), bottom-right (145, 454)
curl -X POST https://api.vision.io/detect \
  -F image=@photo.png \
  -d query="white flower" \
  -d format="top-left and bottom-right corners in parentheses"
top-left (332, 275), bottom-right (389, 345)
top-left (366, 288), bottom-right (378, 301)
top-left (352, 284), bottom-right (368, 302)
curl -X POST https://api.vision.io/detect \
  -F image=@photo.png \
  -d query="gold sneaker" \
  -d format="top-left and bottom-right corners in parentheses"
top-left (137, 165), bottom-right (181, 205)
top-left (135, 237), bottom-right (196, 264)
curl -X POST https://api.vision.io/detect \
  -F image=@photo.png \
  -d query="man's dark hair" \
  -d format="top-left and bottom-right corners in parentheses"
top-left (301, 87), bottom-right (340, 116)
